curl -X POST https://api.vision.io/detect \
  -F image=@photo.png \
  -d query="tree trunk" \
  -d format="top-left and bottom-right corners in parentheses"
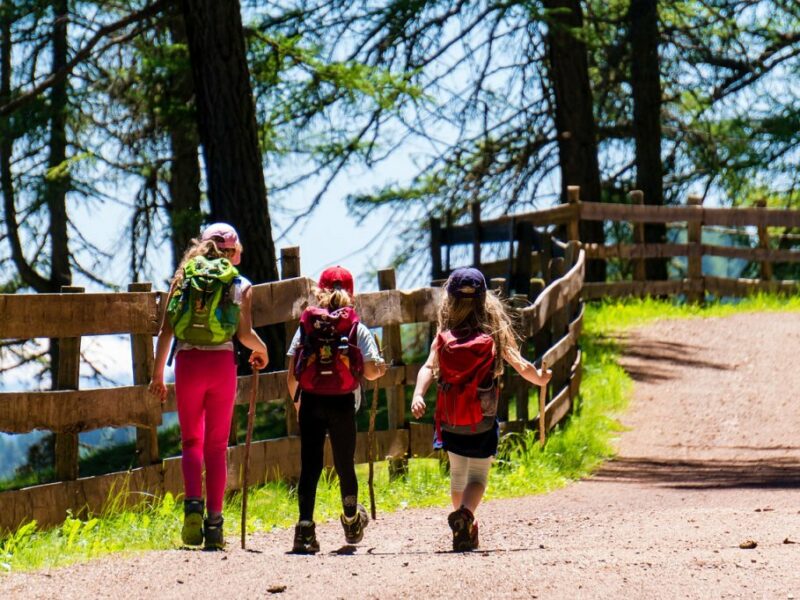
top-left (46, 0), bottom-right (73, 390)
top-left (46, 0), bottom-right (72, 293)
top-left (179, 0), bottom-right (278, 283)
top-left (542, 0), bottom-right (605, 282)
top-left (180, 0), bottom-right (283, 363)
top-left (629, 0), bottom-right (668, 281)
top-left (166, 13), bottom-right (202, 269)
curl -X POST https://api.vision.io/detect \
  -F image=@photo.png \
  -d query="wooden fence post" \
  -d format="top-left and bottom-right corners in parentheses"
top-left (540, 233), bottom-right (552, 283)
top-left (54, 285), bottom-right (83, 481)
top-left (629, 190), bottom-right (646, 283)
top-left (489, 277), bottom-right (509, 421)
top-left (471, 202), bottom-right (482, 268)
top-left (378, 268), bottom-right (408, 478)
top-left (509, 293), bottom-right (530, 424)
top-left (281, 246), bottom-right (301, 436)
top-left (129, 282), bottom-right (160, 466)
top-left (687, 194), bottom-right (704, 303)
top-left (567, 185), bottom-right (581, 242)
top-left (528, 278), bottom-right (548, 432)
top-left (430, 217), bottom-right (443, 281)
top-left (515, 221), bottom-right (532, 296)
top-left (549, 258), bottom-right (569, 395)
top-left (755, 200), bottom-right (773, 281)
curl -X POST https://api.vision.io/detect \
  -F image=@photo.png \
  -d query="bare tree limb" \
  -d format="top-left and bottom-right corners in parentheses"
top-left (0, 0), bottom-right (169, 117)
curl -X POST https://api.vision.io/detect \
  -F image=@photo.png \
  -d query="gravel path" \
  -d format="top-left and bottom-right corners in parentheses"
top-left (4, 312), bottom-right (800, 599)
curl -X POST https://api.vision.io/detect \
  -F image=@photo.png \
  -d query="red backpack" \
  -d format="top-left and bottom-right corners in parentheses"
top-left (435, 329), bottom-right (497, 435)
top-left (293, 306), bottom-right (364, 395)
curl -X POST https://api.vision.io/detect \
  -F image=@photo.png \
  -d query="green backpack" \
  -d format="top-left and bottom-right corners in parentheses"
top-left (167, 256), bottom-right (241, 345)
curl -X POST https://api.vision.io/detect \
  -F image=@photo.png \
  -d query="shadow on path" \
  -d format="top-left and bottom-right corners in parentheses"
top-left (593, 456), bottom-right (800, 490)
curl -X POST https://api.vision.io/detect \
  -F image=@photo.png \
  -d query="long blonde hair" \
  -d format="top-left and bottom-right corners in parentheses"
top-left (171, 238), bottom-right (229, 288)
top-left (313, 286), bottom-right (354, 310)
top-left (434, 284), bottom-right (520, 378)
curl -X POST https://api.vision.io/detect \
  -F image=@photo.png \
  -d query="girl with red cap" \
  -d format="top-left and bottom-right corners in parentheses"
top-left (287, 265), bottom-right (387, 553)
top-left (410, 267), bottom-right (551, 551)
top-left (150, 223), bottom-right (268, 550)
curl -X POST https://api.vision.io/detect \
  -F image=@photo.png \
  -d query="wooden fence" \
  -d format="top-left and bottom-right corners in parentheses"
top-left (0, 245), bottom-right (585, 532)
top-left (431, 187), bottom-right (800, 302)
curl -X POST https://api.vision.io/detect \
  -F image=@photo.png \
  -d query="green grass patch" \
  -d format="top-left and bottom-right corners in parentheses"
top-left (4, 295), bottom-right (798, 573)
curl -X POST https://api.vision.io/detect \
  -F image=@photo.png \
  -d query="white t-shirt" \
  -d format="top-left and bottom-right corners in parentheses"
top-left (286, 322), bottom-right (381, 362)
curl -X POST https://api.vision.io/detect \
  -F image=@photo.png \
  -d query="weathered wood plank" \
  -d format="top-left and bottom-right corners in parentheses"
top-left (702, 207), bottom-right (800, 228)
top-left (545, 381), bottom-right (571, 433)
top-left (379, 269), bottom-right (406, 431)
top-left (518, 249), bottom-right (585, 336)
top-left (0, 387), bottom-right (162, 434)
top-left (0, 464), bottom-right (166, 532)
top-left (54, 286), bottom-right (83, 481)
top-left (581, 279), bottom-right (694, 300)
top-left (280, 248), bottom-right (302, 437)
top-left (704, 275), bottom-right (800, 297)
top-left (584, 242), bottom-right (695, 260)
top-left (250, 277), bottom-right (314, 328)
top-left (355, 287), bottom-right (442, 327)
top-left (0, 292), bottom-right (159, 339)
top-left (578, 199), bottom-right (800, 228)
top-left (409, 422), bottom-right (436, 458)
top-left (579, 201), bottom-right (702, 224)
top-left (128, 282), bottom-right (160, 466)
top-left (444, 204), bottom-right (579, 246)
top-left (702, 244), bottom-right (800, 263)
top-left (541, 303), bottom-right (584, 369)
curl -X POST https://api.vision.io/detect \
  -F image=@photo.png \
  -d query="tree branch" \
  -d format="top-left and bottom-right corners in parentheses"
top-left (0, 0), bottom-right (169, 117)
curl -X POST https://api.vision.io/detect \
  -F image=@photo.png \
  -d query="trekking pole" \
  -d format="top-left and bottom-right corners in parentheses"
top-left (241, 364), bottom-right (259, 550)
top-left (368, 333), bottom-right (383, 520)
top-left (538, 360), bottom-right (548, 449)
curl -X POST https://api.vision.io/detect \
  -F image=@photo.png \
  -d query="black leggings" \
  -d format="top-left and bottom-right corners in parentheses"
top-left (297, 392), bottom-right (358, 521)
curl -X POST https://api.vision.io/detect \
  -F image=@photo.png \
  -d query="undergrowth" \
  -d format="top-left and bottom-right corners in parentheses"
top-left (3, 295), bottom-right (798, 573)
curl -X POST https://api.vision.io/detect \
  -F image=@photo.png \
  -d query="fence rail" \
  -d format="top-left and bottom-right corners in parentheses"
top-left (432, 188), bottom-right (800, 303)
top-left (0, 244), bottom-right (584, 531)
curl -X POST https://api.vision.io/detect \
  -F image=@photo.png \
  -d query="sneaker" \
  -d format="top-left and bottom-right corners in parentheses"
top-left (448, 506), bottom-right (476, 552)
top-left (340, 503), bottom-right (369, 544)
top-left (181, 499), bottom-right (204, 546)
top-left (203, 516), bottom-right (225, 550)
top-left (292, 520), bottom-right (320, 554)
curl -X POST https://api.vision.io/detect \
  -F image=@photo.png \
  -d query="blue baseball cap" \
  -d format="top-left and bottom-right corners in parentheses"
top-left (446, 267), bottom-right (487, 299)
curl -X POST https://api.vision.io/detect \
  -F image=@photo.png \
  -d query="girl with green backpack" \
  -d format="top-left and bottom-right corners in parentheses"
top-left (149, 223), bottom-right (268, 550)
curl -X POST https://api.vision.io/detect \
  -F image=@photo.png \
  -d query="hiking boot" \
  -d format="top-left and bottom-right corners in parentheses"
top-left (292, 520), bottom-right (320, 554)
top-left (470, 520), bottom-right (480, 550)
top-left (340, 503), bottom-right (369, 544)
top-left (448, 506), bottom-right (476, 552)
top-left (181, 499), bottom-right (204, 546)
top-left (203, 516), bottom-right (225, 551)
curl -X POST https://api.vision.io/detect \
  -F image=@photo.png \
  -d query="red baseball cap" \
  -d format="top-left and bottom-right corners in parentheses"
top-left (318, 266), bottom-right (354, 295)
top-left (201, 222), bottom-right (241, 265)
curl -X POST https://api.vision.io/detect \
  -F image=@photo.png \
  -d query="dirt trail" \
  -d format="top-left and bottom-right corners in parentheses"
top-left (4, 312), bottom-right (800, 599)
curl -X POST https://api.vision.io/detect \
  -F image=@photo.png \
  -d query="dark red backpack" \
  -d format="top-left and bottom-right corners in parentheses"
top-left (435, 329), bottom-right (497, 435)
top-left (293, 306), bottom-right (364, 395)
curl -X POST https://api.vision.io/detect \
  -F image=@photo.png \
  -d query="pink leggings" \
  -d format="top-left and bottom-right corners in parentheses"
top-left (175, 349), bottom-right (237, 514)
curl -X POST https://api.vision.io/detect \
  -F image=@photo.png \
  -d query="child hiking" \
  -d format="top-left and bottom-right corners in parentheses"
top-left (411, 267), bottom-right (551, 552)
top-left (149, 223), bottom-right (268, 550)
top-left (287, 266), bottom-right (387, 554)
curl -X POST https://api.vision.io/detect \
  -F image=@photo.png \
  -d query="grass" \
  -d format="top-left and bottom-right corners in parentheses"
top-left (3, 294), bottom-right (799, 573)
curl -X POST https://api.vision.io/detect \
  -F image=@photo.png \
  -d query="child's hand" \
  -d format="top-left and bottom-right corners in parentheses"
top-left (249, 349), bottom-right (268, 370)
top-left (148, 377), bottom-right (167, 403)
top-left (411, 394), bottom-right (426, 419)
top-left (537, 368), bottom-right (553, 385)
top-left (377, 359), bottom-right (387, 377)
